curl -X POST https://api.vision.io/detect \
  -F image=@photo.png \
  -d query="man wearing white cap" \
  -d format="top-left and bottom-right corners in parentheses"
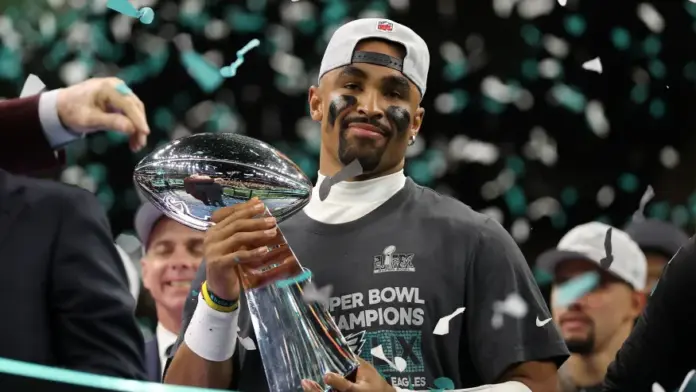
top-left (165, 18), bottom-right (568, 392)
top-left (536, 222), bottom-right (647, 392)
top-left (134, 202), bottom-right (205, 380)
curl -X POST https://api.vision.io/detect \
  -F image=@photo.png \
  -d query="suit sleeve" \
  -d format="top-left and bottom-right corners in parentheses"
top-left (50, 187), bottom-right (146, 379)
top-left (603, 238), bottom-right (696, 392)
top-left (465, 217), bottom-right (569, 383)
top-left (0, 94), bottom-right (65, 174)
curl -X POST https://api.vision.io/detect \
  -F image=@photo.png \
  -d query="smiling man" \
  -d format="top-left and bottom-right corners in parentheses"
top-left (165, 18), bottom-right (568, 392)
top-left (537, 222), bottom-right (647, 392)
top-left (135, 201), bottom-right (204, 381)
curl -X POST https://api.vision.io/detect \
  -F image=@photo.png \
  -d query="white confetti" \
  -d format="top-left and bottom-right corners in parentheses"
top-left (582, 57), bottom-right (603, 74)
top-left (301, 281), bottom-right (333, 310)
top-left (491, 313), bottom-right (504, 329)
top-left (678, 370), bottom-right (696, 392)
top-left (433, 307), bottom-right (466, 335)
top-left (236, 326), bottom-right (257, 350)
top-left (491, 293), bottom-right (528, 329)
top-left (496, 292), bottom-right (528, 318)
top-left (652, 382), bottom-right (666, 392)
top-left (20, 74), bottom-right (46, 98)
top-left (632, 185), bottom-right (655, 222)
top-left (370, 345), bottom-right (407, 372)
top-left (637, 3), bottom-right (664, 33)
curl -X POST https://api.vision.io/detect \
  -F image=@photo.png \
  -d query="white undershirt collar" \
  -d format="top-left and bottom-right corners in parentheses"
top-left (303, 170), bottom-right (406, 224)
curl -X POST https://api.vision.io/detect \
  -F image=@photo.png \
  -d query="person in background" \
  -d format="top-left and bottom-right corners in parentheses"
top-left (537, 222), bottom-right (647, 392)
top-left (622, 219), bottom-right (690, 295)
top-left (134, 202), bottom-right (205, 381)
top-left (602, 236), bottom-right (696, 391)
top-left (0, 76), bottom-right (149, 175)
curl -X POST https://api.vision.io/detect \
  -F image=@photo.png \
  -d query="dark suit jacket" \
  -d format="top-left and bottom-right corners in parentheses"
top-left (0, 94), bottom-right (65, 174)
top-left (0, 170), bottom-right (146, 380)
top-left (140, 324), bottom-right (161, 382)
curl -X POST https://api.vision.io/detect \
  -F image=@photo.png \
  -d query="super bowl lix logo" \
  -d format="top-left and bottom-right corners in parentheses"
top-left (373, 246), bottom-right (415, 274)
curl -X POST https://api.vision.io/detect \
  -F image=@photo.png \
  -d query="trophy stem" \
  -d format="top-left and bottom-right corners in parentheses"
top-left (245, 274), bottom-right (359, 392)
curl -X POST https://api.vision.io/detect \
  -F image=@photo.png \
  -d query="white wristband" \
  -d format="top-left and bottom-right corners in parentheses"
top-left (184, 293), bottom-right (239, 362)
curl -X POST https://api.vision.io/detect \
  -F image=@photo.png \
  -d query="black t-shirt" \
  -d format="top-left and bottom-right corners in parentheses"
top-left (603, 236), bottom-right (696, 391)
top-left (166, 179), bottom-right (568, 391)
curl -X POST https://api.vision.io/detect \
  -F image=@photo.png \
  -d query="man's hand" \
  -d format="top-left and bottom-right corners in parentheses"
top-left (204, 198), bottom-right (278, 301)
top-left (56, 77), bottom-right (150, 151)
top-left (301, 358), bottom-right (396, 392)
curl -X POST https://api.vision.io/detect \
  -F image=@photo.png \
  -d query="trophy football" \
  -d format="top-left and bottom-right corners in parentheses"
top-left (133, 133), bottom-right (359, 391)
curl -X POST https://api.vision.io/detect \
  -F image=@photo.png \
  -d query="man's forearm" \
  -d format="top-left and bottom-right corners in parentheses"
top-left (164, 343), bottom-right (233, 388)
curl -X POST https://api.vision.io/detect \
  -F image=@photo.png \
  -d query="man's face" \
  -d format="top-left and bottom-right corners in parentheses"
top-left (141, 218), bottom-right (204, 314)
top-left (551, 259), bottom-right (642, 354)
top-left (644, 252), bottom-right (668, 294)
top-left (308, 39), bottom-right (425, 177)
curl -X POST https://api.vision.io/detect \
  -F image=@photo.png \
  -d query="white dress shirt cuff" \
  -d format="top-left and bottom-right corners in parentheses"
top-left (39, 89), bottom-right (81, 149)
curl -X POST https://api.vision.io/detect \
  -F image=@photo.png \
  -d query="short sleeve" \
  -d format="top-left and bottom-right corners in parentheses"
top-left (465, 217), bottom-right (569, 383)
top-left (603, 238), bottom-right (696, 391)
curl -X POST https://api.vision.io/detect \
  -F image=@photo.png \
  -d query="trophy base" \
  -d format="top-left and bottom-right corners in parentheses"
top-left (246, 272), bottom-right (359, 392)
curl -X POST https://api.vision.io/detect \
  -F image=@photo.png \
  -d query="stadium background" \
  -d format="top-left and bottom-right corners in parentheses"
top-left (1, 0), bottom-right (695, 264)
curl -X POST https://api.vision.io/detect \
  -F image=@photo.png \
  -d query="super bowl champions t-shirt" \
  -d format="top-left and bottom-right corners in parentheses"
top-left (165, 179), bottom-right (569, 391)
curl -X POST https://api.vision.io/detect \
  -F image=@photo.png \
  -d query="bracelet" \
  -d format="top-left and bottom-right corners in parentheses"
top-left (201, 281), bottom-right (239, 313)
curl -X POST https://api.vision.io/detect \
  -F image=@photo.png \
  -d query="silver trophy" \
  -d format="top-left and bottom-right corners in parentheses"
top-left (134, 133), bottom-right (359, 391)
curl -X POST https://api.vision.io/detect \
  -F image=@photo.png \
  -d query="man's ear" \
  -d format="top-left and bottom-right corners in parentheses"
top-left (308, 85), bottom-right (323, 121)
top-left (411, 106), bottom-right (425, 136)
top-left (140, 257), bottom-right (151, 290)
top-left (631, 291), bottom-right (647, 318)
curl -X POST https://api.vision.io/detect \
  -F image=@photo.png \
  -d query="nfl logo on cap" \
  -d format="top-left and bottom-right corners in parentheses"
top-left (376, 20), bottom-right (394, 32)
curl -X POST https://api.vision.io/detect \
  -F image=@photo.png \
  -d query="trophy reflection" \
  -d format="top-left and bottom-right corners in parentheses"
top-left (133, 133), bottom-right (358, 391)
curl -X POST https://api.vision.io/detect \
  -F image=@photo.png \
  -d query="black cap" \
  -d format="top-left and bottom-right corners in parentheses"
top-left (623, 219), bottom-right (690, 259)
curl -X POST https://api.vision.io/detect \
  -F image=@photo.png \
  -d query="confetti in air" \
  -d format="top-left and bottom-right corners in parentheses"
top-left (370, 345), bottom-right (407, 372)
top-left (106, 0), bottom-right (155, 24)
top-left (174, 34), bottom-right (225, 93)
top-left (319, 159), bottom-right (364, 201)
top-left (582, 57), bottom-right (603, 74)
top-left (632, 185), bottom-right (655, 222)
top-left (554, 271), bottom-right (600, 307)
top-left (599, 227), bottom-right (614, 269)
top-left (433, 307), bottom-right (466, 336)
top-left (652, 382), bottom-right (666, 392)
top-left (301, 281), bottom-right (333, 310)
top-left (678, 369), bottom-right (696, 392)
top-left (236, 326), bottom-right (257, 351)
top-left (20, 74), bottom-right (46, 98)
top-left (491, 292), bottom-right (528, 329)
top-left (275, 268), bottom-right (312, 289)
top-left (220, 39), bottom-right (262, 78)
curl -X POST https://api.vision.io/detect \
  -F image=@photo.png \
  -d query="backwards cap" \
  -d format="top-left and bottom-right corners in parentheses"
top-left (318, 18), bottom-right (430, 98)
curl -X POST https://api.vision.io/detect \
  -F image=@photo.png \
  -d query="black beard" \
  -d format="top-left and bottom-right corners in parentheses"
top-left (565, 336), bottom-right (595, 354)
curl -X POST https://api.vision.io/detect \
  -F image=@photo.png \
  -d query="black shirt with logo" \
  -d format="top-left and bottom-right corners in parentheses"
top-left (166, 179), bottom-right (568, 390)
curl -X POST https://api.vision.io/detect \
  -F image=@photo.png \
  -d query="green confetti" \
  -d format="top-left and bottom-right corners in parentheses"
top-left (564, 15), bottom-right (586, 37)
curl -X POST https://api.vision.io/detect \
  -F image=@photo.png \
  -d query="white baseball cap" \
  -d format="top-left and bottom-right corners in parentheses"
top-left (319, 18), bottom-right (430, 98)
top-left (537, 222), bottom-right (647, 291)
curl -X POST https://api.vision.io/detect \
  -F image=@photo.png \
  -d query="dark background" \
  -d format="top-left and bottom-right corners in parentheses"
top-left (2, 0), bottom-right (695, 263)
